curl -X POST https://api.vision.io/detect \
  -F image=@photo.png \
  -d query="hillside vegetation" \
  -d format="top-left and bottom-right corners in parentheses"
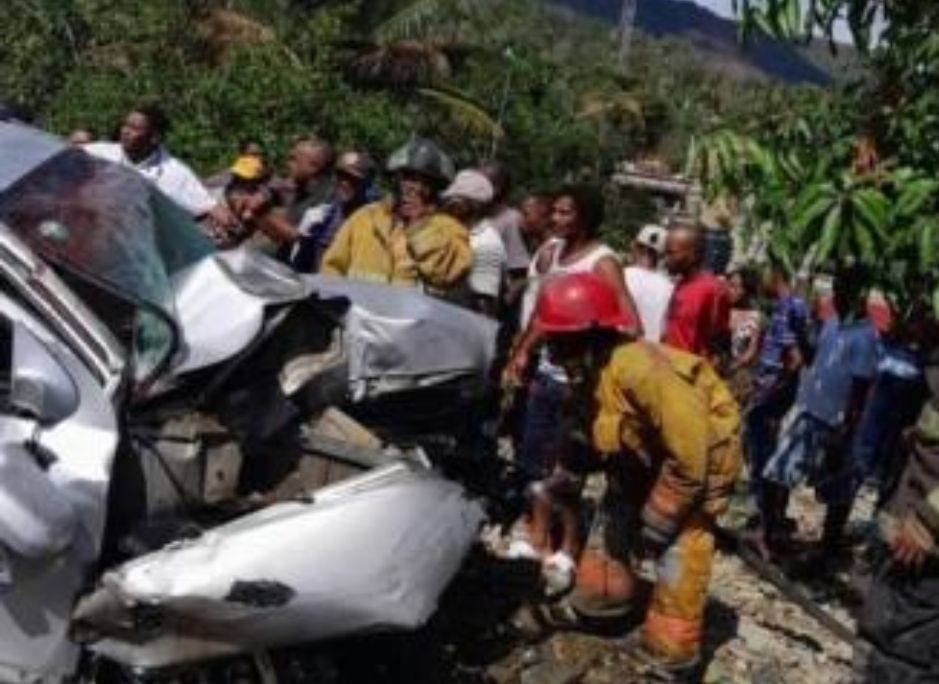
top-left (0, 0), bottom-right (833, 242)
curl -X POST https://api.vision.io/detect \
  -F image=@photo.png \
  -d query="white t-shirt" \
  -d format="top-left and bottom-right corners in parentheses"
top-left (625, 265), bottom-right (674, 342)
top-left (84, 142), bottom-right (216, 217)
top-left (489, 206), bottom-right (530, 272)
top-left (469, 220), bottom-right (507, 298)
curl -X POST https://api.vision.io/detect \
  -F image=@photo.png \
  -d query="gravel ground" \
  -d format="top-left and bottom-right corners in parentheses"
top-left (429, 481), bottom-right (876, 684)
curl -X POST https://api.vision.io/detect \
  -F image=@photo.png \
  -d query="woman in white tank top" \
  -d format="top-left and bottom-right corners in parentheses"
top-left (510, 188), bottom-right (641, 381)
top-left (504, 185), bottom-right (641, 597)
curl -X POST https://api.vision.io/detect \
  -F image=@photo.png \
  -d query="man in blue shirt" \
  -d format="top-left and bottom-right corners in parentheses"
top-left (763, 266), bottom-right (880, 548)
top-left (744, 261), bottom-right (810, 556)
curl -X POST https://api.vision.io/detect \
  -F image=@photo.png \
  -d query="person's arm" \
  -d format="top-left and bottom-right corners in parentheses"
top-left (253, 206), bottom-right (301, 244)
top-left (406, 217), bottom-right (472, 289)
top-left (503, 321), bottom-right (543, 386)
top-left (845, 329), bottom-right (880, 433)
top-left (593, 256), bottom-right (643, 338)
top-left (707, 281), bottom-right (732, 364)
top-left (730, 314), bottom-right (763, 371)
top-left (503, 276), bottom-right (528, 307)
top-left (598, 350), bottom-right (710, 555)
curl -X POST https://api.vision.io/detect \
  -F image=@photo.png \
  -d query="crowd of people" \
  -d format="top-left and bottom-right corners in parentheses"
top-left (77, 104), bottom-right (939, 682)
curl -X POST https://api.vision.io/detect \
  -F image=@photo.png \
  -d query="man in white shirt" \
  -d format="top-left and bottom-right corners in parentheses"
top-left (84, 105), bottom-right (234, 230)
top-left (625, 224), bottom-right (674, 342)
top-left (441, 170), bottom-right (507, 317)
top-left (480, 162), bottom-right (530, 275)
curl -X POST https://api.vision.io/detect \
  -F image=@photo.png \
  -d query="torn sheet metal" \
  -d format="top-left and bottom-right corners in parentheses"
top-left (170, 253), bottom-right (497, 399)
top-left (80, 462), bottom-right (485, 669)
top-left (302, 275), bottom-right (498, 400)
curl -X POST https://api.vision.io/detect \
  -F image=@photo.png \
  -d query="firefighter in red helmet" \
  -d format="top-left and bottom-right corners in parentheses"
top-left (529, 271), bottom-right (741, 675)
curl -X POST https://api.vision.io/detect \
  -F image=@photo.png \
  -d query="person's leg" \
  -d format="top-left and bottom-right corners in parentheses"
top-left (643, 513), bottom-right (715, 667)
top-left (518, 372), bottom-right (564, 480)
top-left (570, 453), bottom-right (647, 618)
top-left (744, 400), bottom-right (773, 511)
top-left (747, 380), bottom-right (798, 526)
top-left (515, 373), bottom-right (566, 555)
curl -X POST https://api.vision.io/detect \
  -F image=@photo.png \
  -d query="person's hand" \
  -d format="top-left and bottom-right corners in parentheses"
top-left (502, 349), bottom-right (530, 388)
top-left (208, 202), bottom-right (237, 230)
top-left (891, 513), bottom-right (935, 570)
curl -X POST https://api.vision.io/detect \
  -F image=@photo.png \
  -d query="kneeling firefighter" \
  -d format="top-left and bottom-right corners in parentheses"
top-left (531, 272), bottom-right (741, 672)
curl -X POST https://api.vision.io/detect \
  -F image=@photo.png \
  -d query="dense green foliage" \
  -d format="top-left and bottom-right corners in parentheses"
top-left (1, 0), bottom-right (817, 246)
top-left (701, 1), bottom-right (939, 321)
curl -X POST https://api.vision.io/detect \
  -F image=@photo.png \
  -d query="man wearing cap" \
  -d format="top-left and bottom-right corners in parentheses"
top-left (441, 170), bottom-right (507, 316)
top-left (625, 224), bottom-right (673, 342)
top-left (287, 150), bottom-right (379, 272)
top-left (320, 138), bottom-right (471, 295)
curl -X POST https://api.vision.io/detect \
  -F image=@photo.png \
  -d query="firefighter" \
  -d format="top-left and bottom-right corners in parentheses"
top-left (530, 272), bottom-right (742, 674)
top-left (320, 137), bottom-right (471, 296)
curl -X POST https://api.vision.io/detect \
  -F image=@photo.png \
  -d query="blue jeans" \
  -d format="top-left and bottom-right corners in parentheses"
top-left (518, 372), bottom-right (566, 479)
top-left (820, 372), bottom-right (925, 505)
top-left (744, 377), bottom-right (798, 509)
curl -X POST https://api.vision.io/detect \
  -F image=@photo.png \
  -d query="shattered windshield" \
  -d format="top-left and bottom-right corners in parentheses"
top-left (0, 148), bottom-right (214, 381)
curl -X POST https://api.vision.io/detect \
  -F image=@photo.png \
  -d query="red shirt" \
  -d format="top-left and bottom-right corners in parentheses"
top-left (663, 271), bottom-right (730, 356)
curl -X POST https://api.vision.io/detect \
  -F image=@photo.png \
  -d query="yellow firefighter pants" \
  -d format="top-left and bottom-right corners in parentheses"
top-left (643, 512), bottom-right (715, 663)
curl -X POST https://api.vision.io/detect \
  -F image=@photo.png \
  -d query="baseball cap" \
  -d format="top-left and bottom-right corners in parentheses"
top-left (442, 170), bottom-right (495, 204)
top-left (336, 150), bottom-right (376, 180)
top-left (230, 155), bottom-right (265, 181)
top-left (635, 224), bottom-right (667, 255)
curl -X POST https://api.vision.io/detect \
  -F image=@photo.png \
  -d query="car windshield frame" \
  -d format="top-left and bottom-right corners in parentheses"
top-left (0, 147), bottom-right (215, 384)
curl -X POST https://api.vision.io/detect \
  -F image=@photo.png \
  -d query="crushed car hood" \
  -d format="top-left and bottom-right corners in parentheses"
top-left (171, 249), bottom-right (498, 398)
top-left (75, 461), bottom-right (485, 668)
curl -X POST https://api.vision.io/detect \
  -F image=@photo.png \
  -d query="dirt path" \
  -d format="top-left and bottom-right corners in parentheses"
top-left (434, 484), bottom-right (874, 684)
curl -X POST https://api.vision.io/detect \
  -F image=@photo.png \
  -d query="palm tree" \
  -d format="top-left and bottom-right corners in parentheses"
top-left (342, 0), bottom-right (505, 141)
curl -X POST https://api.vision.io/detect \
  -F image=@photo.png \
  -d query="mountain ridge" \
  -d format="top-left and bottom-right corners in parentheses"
top-left (549, 0), bottom-right (833, 84)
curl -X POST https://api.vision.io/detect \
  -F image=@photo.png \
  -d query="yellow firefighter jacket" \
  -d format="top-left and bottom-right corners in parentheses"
top-left (593, 341), bottom-right (741, 545)
top-left (319, 199), bottom-right (471, 292)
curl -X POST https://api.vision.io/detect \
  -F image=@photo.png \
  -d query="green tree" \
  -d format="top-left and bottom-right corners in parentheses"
top-left (700, 1), bottom-right (939, 320)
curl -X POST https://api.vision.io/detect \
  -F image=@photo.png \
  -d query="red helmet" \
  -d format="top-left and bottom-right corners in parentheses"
top-left (533, 272), bottom-right (634, 333)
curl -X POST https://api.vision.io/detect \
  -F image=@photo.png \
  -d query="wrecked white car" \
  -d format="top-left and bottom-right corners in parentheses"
top-left (0, 122), bottom-right (494, 681)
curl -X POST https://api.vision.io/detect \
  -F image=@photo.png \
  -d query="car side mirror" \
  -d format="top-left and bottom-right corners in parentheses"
top-left (11, 322), bottom-right (79, 427)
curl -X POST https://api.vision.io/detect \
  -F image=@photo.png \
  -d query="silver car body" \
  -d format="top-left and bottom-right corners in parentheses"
top-left (79, 461), bottom-right (484, 668)
top-left (0, 122), bottom-right (494, 679)
top-left (0, 228), bottom-right (124, 683)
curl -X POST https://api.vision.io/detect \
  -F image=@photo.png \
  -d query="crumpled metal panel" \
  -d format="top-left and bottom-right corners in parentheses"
top-left (83, 462), bottom-right (485, 669)
top-left (302, 275), bottom-right (498, 400)
top-left (0, 294), bottom-right (119, 682)
top-left (0, 123), bottom-right (63, 194)
top-left (169, 248), bottom-right (311, 374)
top-left (170, 253), bottom-right (269, 374)
top-left (170, 251), bottom-right (497, 398)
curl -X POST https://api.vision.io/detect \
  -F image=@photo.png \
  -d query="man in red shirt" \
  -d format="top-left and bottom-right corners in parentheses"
top-left (663, 223), bottom-right (731, 361)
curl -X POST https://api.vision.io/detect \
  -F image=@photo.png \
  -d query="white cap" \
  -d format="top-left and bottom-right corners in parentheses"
top-left (635, 224), bottom-right (667, 255)
top-left (442, 170), bottom-right (495, 204)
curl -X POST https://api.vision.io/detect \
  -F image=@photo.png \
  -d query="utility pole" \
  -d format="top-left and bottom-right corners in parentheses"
top-left (618, 0), bottom-right (637, 72)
